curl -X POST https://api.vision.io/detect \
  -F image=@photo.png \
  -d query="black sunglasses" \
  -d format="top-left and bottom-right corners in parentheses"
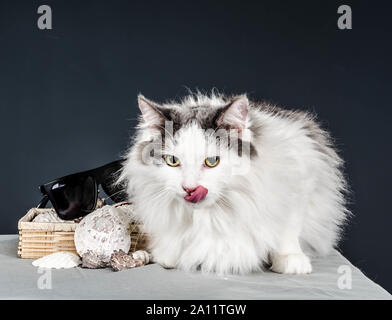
top-left (37, 160), bottom-right (127, 220)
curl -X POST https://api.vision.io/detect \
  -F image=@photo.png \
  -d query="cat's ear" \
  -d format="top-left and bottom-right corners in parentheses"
top-left (216, 95), bottom-right (249, 131)
top-left (138, 94), bottom-right (166, 129)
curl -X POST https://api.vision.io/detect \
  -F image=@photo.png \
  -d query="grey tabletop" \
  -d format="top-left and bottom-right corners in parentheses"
top-left (0, 235), bottom-right (390, 300)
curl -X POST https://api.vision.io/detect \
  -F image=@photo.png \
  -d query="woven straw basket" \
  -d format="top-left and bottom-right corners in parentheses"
top-left (17, 207), bottom-right (149, 259)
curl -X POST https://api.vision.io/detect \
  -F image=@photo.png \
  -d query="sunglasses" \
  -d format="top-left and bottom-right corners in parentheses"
top-left (37, 160), bottom-right (127, 220)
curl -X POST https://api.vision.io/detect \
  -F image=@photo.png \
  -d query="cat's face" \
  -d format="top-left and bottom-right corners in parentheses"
top-left (135, 94), bottom-right (250, 208)
top-left (157, 124), bottom-right (241, 207)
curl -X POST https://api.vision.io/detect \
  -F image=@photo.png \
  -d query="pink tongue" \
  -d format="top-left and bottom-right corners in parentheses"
top-left (184, 185), bottom-right (208, 203)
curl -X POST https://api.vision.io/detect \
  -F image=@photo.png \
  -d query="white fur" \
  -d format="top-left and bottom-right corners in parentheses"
top-left (119, 93), bottom-right (348, 275)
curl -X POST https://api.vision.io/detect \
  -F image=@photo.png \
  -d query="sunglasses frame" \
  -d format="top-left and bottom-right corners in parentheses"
top-left (37, 160), bottom-right (126, 219)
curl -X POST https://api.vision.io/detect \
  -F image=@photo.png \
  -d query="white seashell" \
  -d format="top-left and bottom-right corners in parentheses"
top-left (32, 210), bottom-right (69, 223)
top-left (132, 250), bottom-right (151, 264)
top-left (32, 252), bottom-right (81, 269)
top-left (74, 204), bottom-right (134, 263)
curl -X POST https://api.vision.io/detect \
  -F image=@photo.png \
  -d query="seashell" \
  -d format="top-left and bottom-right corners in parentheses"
top-left (32, 210), bottom-right (68, 223)
top-left (132, 250), bottom-right (151, 264)
top-left (32, 252), bottom-right (81, 269)
top-left (81, 250), bottom-right (109, 269)
top-left (110, 249), bottom-right (145, 271)
top-left (96, 197), bottom-right (105, 209)
top-left (74, 204), bottom-right (134, 265)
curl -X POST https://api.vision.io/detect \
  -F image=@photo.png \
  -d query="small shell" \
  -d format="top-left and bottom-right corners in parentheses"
top-left (132, 250), bottom-right (151, 264)
top-left (110, 249), bottom-right (145, 271)
top-left (81, 250), bottom-right (109, 269)
top-left (32, 211), bottom-right (68, 223)
top-left (32, 252), bottom-right (81, 269)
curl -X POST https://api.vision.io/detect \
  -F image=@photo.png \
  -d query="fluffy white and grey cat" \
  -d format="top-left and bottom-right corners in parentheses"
top-left (119, 92), bottom-right (348, 275)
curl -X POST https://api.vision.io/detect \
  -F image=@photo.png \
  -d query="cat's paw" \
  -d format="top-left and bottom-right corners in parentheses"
top-left (154, 256), bottom-right (177, 269)
top-left (270, 253), bottom-right (312, 274)
top-left (159, 261), bottom-right (176, 269)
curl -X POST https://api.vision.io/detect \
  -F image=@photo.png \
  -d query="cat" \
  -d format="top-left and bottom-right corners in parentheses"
top-left (118, 91), bottom-right (349, 275)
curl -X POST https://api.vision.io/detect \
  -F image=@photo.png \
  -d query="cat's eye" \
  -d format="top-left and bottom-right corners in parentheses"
top-left (205, 156), bottom-right (220, 168)
top-left (164, 155), bottom-right (180, 167)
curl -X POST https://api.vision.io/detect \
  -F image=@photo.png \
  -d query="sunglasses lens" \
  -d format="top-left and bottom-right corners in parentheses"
top-left (51, 175), bottom-right (96, 220)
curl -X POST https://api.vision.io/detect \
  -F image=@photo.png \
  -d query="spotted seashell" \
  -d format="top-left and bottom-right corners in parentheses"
top-left (74, 204), bottom-right (133, 264)
top-left (32, 252), bottom-right (81, 269)
top-left (110, 249), bottom-right (145, 271)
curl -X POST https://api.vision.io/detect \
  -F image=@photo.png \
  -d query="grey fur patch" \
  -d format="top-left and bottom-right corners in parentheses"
top-left (136, 93), bottom-right (339, 163)
top-left (142, 97), bottom-right (257, 158)
top-left (154, 104), bottom-right (229, 134)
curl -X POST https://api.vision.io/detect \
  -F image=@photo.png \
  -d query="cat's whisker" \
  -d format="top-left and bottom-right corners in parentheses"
top-left (100, 189), bottom-right (126, 202)
top-left (147, 189), bottom-right (171, 203)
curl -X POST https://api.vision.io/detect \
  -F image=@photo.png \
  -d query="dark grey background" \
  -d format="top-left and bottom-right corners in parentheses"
top-left (1, 0), bottom-right (391, 293)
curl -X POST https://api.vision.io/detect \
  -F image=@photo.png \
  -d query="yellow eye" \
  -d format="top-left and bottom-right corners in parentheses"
top-left (205, 156), bottom-right (220, 168)
top-left (165, 155), bottom-right (180, 167)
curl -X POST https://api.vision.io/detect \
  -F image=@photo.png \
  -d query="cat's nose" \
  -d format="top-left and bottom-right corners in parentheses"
top-left (182, 186), bottom-right (197, 194)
